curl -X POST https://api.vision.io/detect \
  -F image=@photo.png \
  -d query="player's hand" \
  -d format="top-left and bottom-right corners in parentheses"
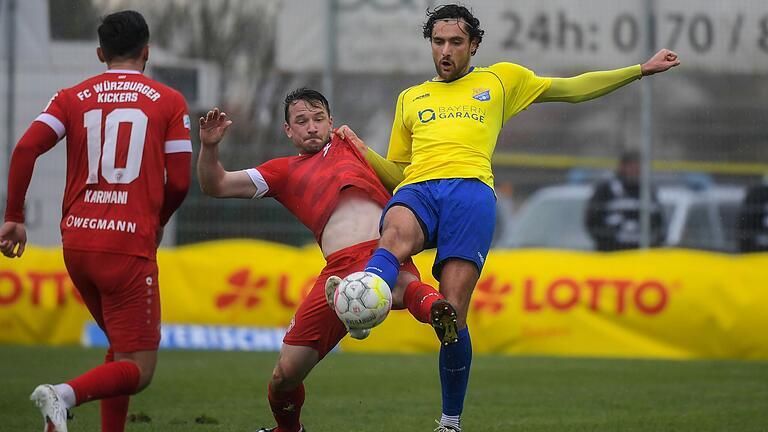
top-left (334, 125), bottom-right (367, 155)
top-left (0, 221), bottom-right (27, 258)
top-left (199, 108), bottom-right (233, 148)
top-left (641, 49), bottom-right (680, 76)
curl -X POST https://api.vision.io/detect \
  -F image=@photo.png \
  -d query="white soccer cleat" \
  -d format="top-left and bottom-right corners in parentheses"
top-left (324, 275), bottom-right (342, 309)
top-left (30, 384), bottom-right (69, 432)
top-left (434, 420), bottom-right (461, 432)
top-left (348, 328), bottom-right (371, 340)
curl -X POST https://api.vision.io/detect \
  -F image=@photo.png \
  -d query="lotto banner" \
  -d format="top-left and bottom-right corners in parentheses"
top-left (1, 241), bottom-right (767, 359)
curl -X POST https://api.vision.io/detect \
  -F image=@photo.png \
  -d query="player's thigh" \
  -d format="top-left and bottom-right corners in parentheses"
top-left (433, 179), bottom-right (496, 282)
top-left (284, 269), bottom-right (349, 360)
top-left (63, 249), bottom-right (105, 328)
top-left (87, 253), bottom-right (162, 353)
top-left (381, 185), bottom-right (437, 256)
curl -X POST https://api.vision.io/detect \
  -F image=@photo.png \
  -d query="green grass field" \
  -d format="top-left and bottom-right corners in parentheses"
top-left (2, 345), bottom-right (767, 432)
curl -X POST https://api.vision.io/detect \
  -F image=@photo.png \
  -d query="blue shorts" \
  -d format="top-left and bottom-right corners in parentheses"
top-left (382, 178), bottom-right (496, 281)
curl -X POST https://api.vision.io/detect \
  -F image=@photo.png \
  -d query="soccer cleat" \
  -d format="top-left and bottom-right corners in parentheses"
top-left (30, 384), bottom-right (70, 432)
top-left (324, 275), bottom-right (342, 309)
top-left (348, 328), bottom-right (371, 340)
top-left (430, 299), bottom-right (459, 345)
top-left (434, 420), bottom-right (461, 431)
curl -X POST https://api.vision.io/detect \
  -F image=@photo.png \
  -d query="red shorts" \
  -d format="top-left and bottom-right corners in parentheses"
top-left (64, 249), bottom-right (161, 352)
top-left (283, 239), bottom-right (419, 358)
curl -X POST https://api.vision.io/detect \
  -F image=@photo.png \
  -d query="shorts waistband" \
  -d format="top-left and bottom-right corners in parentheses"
top-left (324, 239), bottom-right (379, 264)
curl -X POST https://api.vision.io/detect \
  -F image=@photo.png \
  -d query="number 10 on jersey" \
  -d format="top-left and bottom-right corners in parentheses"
top-left (84, 108), bottom-right (148, 185)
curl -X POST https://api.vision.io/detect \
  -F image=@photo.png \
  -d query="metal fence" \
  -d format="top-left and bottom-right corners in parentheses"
top-left (2, 0), bottom-right (767, 252)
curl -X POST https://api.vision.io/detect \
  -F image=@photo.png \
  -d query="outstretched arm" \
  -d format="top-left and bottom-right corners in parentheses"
top-left (536, 49), bottom-right (680, 103)
top-left (197, 108), bottom-right (258, 199)
top-left (335, 125), bottom-right (408, 192)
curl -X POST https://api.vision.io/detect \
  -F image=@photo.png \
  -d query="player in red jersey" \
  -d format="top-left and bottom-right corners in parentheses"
top-left (0, 11), bottom-right (191, 432)
top-left (197, 88), bottom-right (456, 432)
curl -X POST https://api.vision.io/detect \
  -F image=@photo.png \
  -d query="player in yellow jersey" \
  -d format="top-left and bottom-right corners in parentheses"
top-left (334, 4), bottom-right (679, 431)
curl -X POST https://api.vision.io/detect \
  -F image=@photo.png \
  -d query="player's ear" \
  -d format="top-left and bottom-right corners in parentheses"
top-left (283, 122), bottom-right (292, 138)
top-left (470, 39), bottom-right (478, 56)
top-left (96, 47), bottom-right (106, 64)
top-left (142, 45), bottom-right (149, 63)
top-left (328, 115), bottom-right (333, 129)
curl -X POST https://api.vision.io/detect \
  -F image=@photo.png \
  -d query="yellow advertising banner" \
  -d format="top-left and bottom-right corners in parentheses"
top-left (1, 242), bottom-right (766, 359)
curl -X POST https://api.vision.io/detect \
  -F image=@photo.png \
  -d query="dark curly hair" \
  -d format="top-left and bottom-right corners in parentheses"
top-left (422, 4), bottom-right (484, 48)
top-left (283, 87), bottom-right (331, 124)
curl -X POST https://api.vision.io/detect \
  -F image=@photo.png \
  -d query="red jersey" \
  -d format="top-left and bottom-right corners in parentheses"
top-left (36, 70), bottom-right (192, 259)
top-left (247, 136), bottom-right (391, 243)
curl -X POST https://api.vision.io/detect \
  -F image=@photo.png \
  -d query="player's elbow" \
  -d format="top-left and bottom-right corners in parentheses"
top-left (198, 180), bottom-right (220, 197)
top-left (198, 179), bottom-right (230, 198)
top-left (168, 175), bottom-right (191, 196)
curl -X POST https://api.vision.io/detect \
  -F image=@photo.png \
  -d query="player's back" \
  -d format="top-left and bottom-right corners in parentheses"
top-left (38, 69), bottom-right (191, 259)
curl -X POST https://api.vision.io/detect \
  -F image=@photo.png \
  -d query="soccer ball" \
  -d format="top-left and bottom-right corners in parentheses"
top-left (333, 271), bottom-right (392, 330)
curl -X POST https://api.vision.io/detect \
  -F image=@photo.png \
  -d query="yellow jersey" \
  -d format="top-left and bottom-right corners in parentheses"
top-left (387, 62), bottom-right (551, 190)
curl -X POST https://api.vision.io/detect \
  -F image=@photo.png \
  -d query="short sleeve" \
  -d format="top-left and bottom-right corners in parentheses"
top-left (490, 63), bottom-right (551, 122)
top-left (164, 91), bottom-right (192, 154)
top-left (35, 91), bottom-right (68, 140)
top-left (252, 157), bottom-right (288, 198)
top-left (385, 89), bottom-right (413, 164)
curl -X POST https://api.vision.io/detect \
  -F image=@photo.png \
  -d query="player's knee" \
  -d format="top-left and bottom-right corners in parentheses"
top-left (116, 359), bottom-right (156, 394)
top-left (270, 363), bottom-right (302, 392)
top-left (135, 369), bottom-right (155, 393)
top-left (380, 225), bottom-right (418, 257)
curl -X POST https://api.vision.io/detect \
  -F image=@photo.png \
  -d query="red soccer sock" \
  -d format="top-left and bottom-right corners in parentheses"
top-left (268, 383), bottom-right (305, 432)
top-left (66, 359), bottom-right (140, 406)
top-left (100, 349), bottom-right (131, 432)
top-left (404, 281), bottom-right (444, 323)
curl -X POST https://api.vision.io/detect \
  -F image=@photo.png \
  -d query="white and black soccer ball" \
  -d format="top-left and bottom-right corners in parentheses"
top-left (333, 271), bottom-right (392, 330)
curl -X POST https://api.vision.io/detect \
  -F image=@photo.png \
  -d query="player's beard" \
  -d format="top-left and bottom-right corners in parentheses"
top-left (435, 56), bottom-right (469, 81)
top-left (301, 136), bottom-right (329, 154)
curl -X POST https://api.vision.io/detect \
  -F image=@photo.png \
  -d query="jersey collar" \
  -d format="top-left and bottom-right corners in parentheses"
top-left (430, 66), bottom-right (475, 83)
top-left (105, 69), bottom-right (142, 75)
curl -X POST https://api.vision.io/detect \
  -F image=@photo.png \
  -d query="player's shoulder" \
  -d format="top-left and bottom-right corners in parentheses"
top-left (485, 62), bottom-right (537, 77)
top-left (398, 82), bottom-right (430, 104)
top-left (258, 155), bottom-right (295, 171)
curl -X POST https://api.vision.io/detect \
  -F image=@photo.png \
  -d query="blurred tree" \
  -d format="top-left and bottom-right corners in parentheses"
top-left (49, 0), bottom-right (101, 40)
top-left (95, 0), bottom-right (311, 163)
top-left (91, 0), bottom-right (318, 245)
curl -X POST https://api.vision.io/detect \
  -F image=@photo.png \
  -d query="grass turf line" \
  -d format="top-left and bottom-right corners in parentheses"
top-left (2, 345), bottom-right (767, 431)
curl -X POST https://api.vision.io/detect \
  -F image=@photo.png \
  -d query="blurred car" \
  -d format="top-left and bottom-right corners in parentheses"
top-left (495, 182), bottom-right (745, 252)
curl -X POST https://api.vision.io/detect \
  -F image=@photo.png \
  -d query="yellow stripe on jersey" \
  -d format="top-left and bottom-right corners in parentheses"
top-left (386, 62), bottom-right (551, 191)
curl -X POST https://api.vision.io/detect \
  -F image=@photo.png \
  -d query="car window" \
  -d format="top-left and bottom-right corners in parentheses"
top-left (511, 198), bottom-right (593, 249)
top-left (718, 201), bottom-right (741, 252)
top-left (679, 203), bottom-right (716, 250)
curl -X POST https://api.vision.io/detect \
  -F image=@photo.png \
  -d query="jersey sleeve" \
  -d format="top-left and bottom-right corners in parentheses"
top-left (385, 89), bottom-right (413, 164)
top-left (491, 62), bottom-right (551, 122)
top-left (249, 158), bottom-right (288, 199)
top-left (35, 90), bottom-right (69, 141)
top-left (163, 91), bottom-right (193, 154)
top-left (536, 65), bottom-right (642, 104)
